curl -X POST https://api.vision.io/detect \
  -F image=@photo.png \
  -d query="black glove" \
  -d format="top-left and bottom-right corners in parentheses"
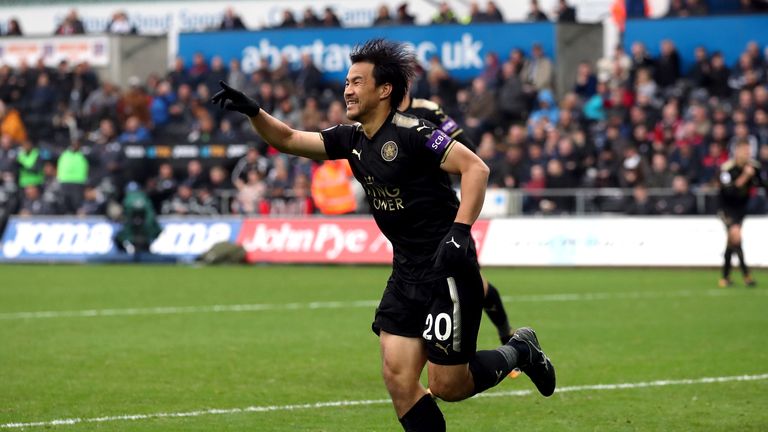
top-left (210, 80), bottom-right (261, 117)
top-left (433, 222), bottom-right (473, 270)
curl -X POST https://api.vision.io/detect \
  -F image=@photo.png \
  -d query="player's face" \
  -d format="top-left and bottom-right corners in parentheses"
top-left (734, 144), bottom-right (750, 165)
top-left (344, 62), bottom-right (381, 122)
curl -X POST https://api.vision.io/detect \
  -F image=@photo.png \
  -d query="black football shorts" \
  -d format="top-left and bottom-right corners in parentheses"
top-left (372, 267), bottom-right (484, 365)
top-left (718, 207), bottom-right (746, 227)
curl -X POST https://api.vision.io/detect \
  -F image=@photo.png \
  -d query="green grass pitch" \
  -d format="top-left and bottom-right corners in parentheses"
top-left (1, 265), bottom-right (767, 431)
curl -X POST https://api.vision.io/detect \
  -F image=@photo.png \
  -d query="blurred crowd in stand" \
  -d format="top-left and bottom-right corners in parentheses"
top-left (1, 1), bottom-right (767, 223)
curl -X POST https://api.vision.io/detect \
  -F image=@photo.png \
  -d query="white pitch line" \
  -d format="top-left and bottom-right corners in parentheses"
top-left (1, 373), bottom-right (766, 429)
top-left (1, 289), bottom-right (764, 320)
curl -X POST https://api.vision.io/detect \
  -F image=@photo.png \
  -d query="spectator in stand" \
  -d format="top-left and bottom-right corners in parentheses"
top-left (374, 5), bottom-right (394, 26)
top-left (78, 185), bottom-right (107, 215)
top-left (479, 52), bottom-right (501, 89)
top-left (754, 107), bottom-right (768, 146)
top-left (219, 7), bottom-right (246, 31)
top-left (395, 3), bottom-right (415, 25)
top-left (161, 182), bottom-right (197, 215)
top-left (19, 185), bottom-right (47, 216)
top-left (655, 40), bottom-right (681, 89)
top-left (145, 162), bottom-right (177, 211)
top-left (646, 153), bottom-right (675, 188)
top-left (523, 43), bottom-right (554, 91)
top-left (730, 52), bottom-right (764, 92)
top-left (0, 100), bottom-right (27, 143)
top-left (188, 53), bottom-right (209, 88)
top-left (195, 186), bottom-right (220, 215)
top-left (432, 2), bottom-right (458, 24)
top-left (181, 159), bottom-right (208, 191)
top-left (300, 7), bottom-right (322, 27)
top-left (301, 97), bottom-right (323, 131)
top-left (55, 9), bottom-right (85, 35)
top-left (476, 133), bottom-right (504, 186)
top-left (499, 142), bottom-right (530, 188)
top-left (212, 118), bottom-right (240, 143)
top-left (688, 46), bottom-right (710, 88)
top-left (150, 80), bottom-right (176, 134)
top-left (208, 165), bottom-right (233, 191)
top-left (86, 118), bottom-right (124, 194)
top-left (486, 1), bottom-right (504, 22)
top-left (232, 169), bottom-right (267, 215)
top-left (4, 18), bottom-right (23, 36)
top-left (597, 44), bottom-right (631, 83)
top-left (118, 116), bottom-right (151, 145)
top-left (205, 56), bottom-right (228, 96)
top-left (106, 10), bottom-right (137, 34)
top-left (227, 59), bottom-right (246, 91)
top-left (629, 42), bottom-right (655, 85)
top-left (0, 134), bottom-right (17, 181)
top-left (295, 53), bottom-right (322, 100)
top-left (707, 52), bottom-right (731, 99)
top-left (529, 89), bottom-right (560, 128)
top-left (57, 138), bottom-right (89, 214)
top-left (656, 175), bottom-right (697, 214)
top-left (321, 7), bottom-right (342, 27)
top-left (277, 9), bottom-right (298, 28)
top-left (573, 61), bottom-right (597, 99)
top-left (232, 147), bottom-right (272, 185)
top-left (625, 185), bottom-right (656, 215)
top-left (555, 0), bottom-right (576, 23)
top-left (498, 62), bottom-right (529, 127)
top-left (119, 76), bottom-right (151, 126)
top-left (700, 139), bottom-right (729, 186)
top-left (464, 77), bottom-right (497, 139)
top-left (527, 0), bottom-right (549, 21)
top-left (167, 57), bottom-right (190, 91)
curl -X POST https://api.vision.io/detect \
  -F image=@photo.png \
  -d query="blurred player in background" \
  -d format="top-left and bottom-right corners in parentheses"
top-left (399, 92), bottom-right (515, 344)
top-left (213, 38), bottom-right (555, 432)
top-left (717, 139), bottom-right (767, 287)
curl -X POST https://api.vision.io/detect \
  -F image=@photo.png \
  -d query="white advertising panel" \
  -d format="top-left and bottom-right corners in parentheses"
top-left (479, 217), bottom-right (768, 267)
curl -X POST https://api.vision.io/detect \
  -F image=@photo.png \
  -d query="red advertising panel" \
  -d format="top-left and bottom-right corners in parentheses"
top-left (237, 218), bottom-right (489, 264)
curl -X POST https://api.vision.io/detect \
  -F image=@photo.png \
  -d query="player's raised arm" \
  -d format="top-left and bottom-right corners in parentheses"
top-left (440, 142), bottom-right (489, 226)
top-left (211, 81), bottom-right (328, 160)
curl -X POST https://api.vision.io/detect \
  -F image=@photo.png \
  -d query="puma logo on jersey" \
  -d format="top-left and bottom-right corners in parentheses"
top-left (417, 124), bottom-right (430, 132)
top-left (352, 148), bottom-right (362, 160)
top-left (434, 342), bottom-right (450, 355)
top-left (446, 237), bottom-right (461, 248)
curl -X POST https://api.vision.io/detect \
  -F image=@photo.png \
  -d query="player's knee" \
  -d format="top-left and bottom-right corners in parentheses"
top-left (428, 373), bottom-right (469, 402)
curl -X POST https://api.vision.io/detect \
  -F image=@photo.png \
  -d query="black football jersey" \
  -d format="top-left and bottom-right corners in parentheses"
top-left (403, 98), bottom-right (477, 152)
top-left (718, 159), bottom-right (767, 209)
top-left (322, 111), bottom-right (459, 281)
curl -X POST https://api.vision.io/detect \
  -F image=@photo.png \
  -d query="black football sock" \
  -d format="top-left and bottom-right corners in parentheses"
top-left (399, 394), bottom-right (445, 432)
top-left (723, 247), bottom-right (733, 279)
top-left (468, 343), bottom-right (525, 395)
top-left (483, 283), bottom-right (512, 339)
top-left (734, 245), bottom-right (750, 276)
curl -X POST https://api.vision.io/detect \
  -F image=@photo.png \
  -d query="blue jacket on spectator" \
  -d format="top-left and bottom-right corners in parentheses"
top-left (529, 89), bottom-right (560, 126)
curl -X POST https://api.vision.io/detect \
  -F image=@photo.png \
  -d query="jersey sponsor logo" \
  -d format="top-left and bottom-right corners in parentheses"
top-left (381, 141), bottom-right (398, 162)
top-left (440, 118), bottom-right (459, 135)
top-left (426, 129), bottom-right (451, 156)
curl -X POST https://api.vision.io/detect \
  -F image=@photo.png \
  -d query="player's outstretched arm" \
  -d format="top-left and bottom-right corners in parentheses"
top-left (440, 142), bottom-right (489, 225)
top-left (211, 81), bottom-right (328, 160)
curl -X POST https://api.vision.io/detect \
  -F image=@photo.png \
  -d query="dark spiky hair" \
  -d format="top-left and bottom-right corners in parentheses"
top-left (349, 38), bottom-right (416, 110)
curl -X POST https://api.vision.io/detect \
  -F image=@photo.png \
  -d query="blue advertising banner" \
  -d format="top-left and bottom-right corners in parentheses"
top-left (179, 23), bottom-right (555, 81)
top-left (626, 15), bottom-right (768, 72)
top-left (0, 217), bottom-right (242, 262)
